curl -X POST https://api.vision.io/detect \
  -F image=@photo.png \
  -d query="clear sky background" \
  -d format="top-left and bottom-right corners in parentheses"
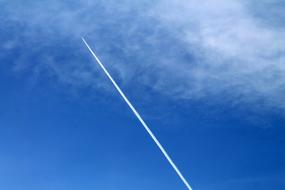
top-left (0, 0), bottom-right (285, 189)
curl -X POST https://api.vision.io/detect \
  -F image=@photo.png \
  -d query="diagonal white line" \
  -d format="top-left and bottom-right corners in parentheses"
top-left (82, 37), bottom-right (193, 190)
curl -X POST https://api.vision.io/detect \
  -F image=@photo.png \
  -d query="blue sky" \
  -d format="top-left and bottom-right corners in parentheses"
top-left (0, 0), bottom-right (285, 189)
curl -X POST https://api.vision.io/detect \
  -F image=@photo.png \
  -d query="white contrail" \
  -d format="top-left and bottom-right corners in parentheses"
top-left (82, 37), bottom-right (193, 190)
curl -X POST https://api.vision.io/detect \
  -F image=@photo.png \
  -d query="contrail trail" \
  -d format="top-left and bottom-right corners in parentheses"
top-left (82, 37), bottom-right (193, 190)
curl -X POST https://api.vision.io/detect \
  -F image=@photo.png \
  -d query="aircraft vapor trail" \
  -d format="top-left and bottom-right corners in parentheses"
top-left (82, 37), bottom-right (193, 190)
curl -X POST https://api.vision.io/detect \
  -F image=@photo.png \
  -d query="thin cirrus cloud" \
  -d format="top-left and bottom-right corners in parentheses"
top-left (1, 0), bottom-right (285, 109)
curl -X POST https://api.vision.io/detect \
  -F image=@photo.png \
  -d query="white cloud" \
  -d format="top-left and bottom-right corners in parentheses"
top-left (146, 0), bottom-right (285, 108)
top-left (2, 0), bottom-right (285, 109)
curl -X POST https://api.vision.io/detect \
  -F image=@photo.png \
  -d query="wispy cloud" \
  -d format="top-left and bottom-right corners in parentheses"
top-left (1, 0), bottom-right (285, 109)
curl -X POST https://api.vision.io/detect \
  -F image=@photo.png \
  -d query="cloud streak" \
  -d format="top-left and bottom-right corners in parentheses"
top-left (82, 37), bottom-right (193, 190)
